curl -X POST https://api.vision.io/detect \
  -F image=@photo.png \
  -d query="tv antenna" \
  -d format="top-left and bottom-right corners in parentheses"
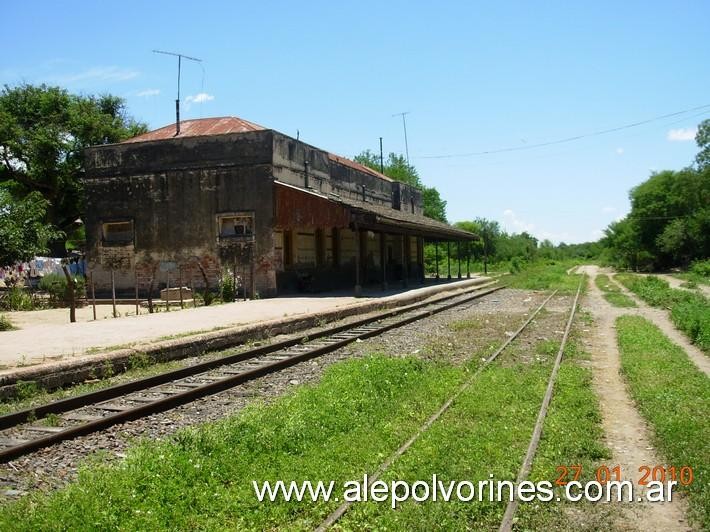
top-left (153, 49), bottom-right (202, 136)
top-left (392, 111), bottom-right (410, 165)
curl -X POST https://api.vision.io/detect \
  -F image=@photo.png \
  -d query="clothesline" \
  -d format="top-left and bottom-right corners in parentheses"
top-left (0, 256), bottom-right (87, 288)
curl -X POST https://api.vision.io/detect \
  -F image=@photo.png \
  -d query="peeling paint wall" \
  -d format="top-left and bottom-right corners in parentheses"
top-left (83, 127), bottom-right (428, 299)
top-left (84, 131), bottom-right (278, 297)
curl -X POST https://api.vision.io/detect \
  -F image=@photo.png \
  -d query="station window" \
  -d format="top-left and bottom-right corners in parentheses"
top-left (101, 220), bottom-right (134, 245)
top-left (217, 213), bottom-right (254, 239)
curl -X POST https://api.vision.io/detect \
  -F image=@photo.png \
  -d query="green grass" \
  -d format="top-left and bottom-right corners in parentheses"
top-left (505, 261), bottom-right (583, 294)
top-left (594, 273), bottom-right (622, 293)
top-left (517, 339), bottom-right (612, 529)
top-left (617, 315), bottom-right (710, 529)
top-left (0, 331), bottom-right (609, 530)
top-left (0, 356), bottom-right (464, 530)
top-left (342, 337), bottom-right (611, 530)
top-left (602, 292), bottom-right (637, 308)
top-left (615, 274), bottom-right (710, 352)
top-left (594, 274), bottom-right (636, 307)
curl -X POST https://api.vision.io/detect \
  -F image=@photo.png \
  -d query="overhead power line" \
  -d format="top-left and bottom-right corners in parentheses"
top-left (418, 103), bottom-right (710, 159)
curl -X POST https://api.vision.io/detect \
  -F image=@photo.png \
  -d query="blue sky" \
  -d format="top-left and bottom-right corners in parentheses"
top-left (3, 1), bottom-right (708, 243)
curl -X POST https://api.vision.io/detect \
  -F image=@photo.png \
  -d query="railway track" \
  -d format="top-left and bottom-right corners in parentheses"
top-left (0, 281), bottom-right (503, 463)
top-left (317, 278), bottom-right (583, 530)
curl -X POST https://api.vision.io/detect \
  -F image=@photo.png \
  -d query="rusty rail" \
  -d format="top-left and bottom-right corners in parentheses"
top-left (0, 283), bottom-right (503, 463)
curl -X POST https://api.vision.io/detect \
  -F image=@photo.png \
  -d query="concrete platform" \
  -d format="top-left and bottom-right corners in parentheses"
top-left (0, 277), bottom-right (492, 381)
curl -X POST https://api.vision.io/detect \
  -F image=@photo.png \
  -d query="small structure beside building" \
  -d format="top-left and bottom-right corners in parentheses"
top-left (83, 116), bottom-right (476, 298)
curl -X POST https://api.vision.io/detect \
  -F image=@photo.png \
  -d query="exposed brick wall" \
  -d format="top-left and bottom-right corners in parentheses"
top-left (134, 255), bottom-right (220, 291)
top-left (98, 244), bottom-right (134, 270)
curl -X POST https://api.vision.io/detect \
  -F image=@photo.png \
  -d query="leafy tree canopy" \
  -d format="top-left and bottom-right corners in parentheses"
top-left (0, 185), bottom-right (63, 265)
top-left (354, 150), bottom-right (448, 222)
top-left (601, 165), bottom-right (709, 270)
top-left (696, 118), bottom-right (710, 170)
top-left (0, 83), bottom-right (147, 252)
top-left (598, 124), bottom-right (710, 270)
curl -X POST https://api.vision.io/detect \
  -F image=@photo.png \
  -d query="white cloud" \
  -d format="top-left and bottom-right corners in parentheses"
top-left (137, 88), bottom-right (160, 97)
top-left (502, 209), bottom-right (535, 233)
top-left (615, 147), bottom-right (624, 155)
top-left (539, 230), bottom-right (571, 242)
top-left (51, 66), bottom-right (139, 84)
top-left (185, 92), bottom-right (214, 104)
top-left (502, 208), bottom-right (575, 243)
top-left (667, 127), bottom-right (697, 142)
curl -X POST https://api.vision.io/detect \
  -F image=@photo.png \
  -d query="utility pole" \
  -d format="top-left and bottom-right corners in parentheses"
top-left (379, 137), bottom-right (384, 173)
top-left (392, 111), bottom-right (410, 165)
top-left (153, 50), bottom-right (202, 136)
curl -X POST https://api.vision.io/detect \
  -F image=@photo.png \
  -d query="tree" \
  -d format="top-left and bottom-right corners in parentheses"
top-left (471, 218), bottom-right (501, 273)
top-left (354, 150), bottom-right (448, 222)
top-left (599, 164), bottom-right (710, 270)
top-left (0, 84), bottom-right (147, 253)
top-left (629, 167), bottom-right (709, 268)
top-left (0, 186), bottom-right (63, 265)
top-left (696, 118), bottom-right (710, 170)
top-left (421, 186), bottom-right (447, 222)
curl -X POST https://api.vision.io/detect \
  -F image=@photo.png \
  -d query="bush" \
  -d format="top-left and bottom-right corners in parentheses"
top-left (509, 257), bottom-right (524, 273)
top-left (690, 259), bottom-right (710, 279)
top-left (0, 314), bottom-right (14, 331)
top-left (671, 295), bottom-right (710, 352)
top-left (219, 275), bottom-right (236, 303)
top-left (630, 276), bottom-right (675, 307)
top-left (0, 286), bottom-right (36, 311)
top-left (38, 273), bottom-right (86, 307)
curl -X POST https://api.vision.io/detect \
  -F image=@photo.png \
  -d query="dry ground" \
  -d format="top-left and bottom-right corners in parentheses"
top-left (578, 265), bottom-right (692, 531)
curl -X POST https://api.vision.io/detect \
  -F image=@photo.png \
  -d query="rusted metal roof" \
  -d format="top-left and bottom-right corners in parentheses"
top-left (122, 116), bottom-right (266, 143)
top-left (123, 116), bottom-right (392, 183)
top-left (328, 153), bottom-right (392, 182)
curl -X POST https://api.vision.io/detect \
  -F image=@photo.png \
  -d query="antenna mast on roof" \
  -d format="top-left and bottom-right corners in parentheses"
top-left (152, 49), bottom-right (203, 136)
top-left (392, 111), bottom-right (410, 165)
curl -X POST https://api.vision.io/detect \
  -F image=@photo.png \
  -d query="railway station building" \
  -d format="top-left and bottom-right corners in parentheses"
top-left (83, 116), bottom-right (477, 298)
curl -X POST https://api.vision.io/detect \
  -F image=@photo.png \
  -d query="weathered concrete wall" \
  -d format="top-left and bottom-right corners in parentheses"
top-left (272, 134), bottom-right (330, 192)
top-left (84, 131), bottom-right (278, 297)
top-left (83, 128), bottom-right (429, 299)
top-left (271, 132), bottom-right (423, 215)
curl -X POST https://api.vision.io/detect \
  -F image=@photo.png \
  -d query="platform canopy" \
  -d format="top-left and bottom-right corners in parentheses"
top-left (274, 181), bottom-right (477, 241)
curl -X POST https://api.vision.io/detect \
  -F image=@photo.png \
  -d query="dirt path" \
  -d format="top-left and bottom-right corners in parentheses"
top-left (578, 265), bottom-right (691, 531)
top-left (610, 274), bottom-right (710, 377)
top-left (637, 272), bottom-right (710, 299)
